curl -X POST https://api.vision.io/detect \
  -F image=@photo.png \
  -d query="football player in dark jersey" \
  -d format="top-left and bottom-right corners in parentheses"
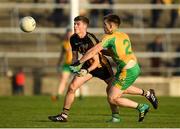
top-left (48, 16), bottom-right (119, 122)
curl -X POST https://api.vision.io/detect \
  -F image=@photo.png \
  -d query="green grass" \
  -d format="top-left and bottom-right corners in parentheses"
top-left (0, 96), bottom-right (180, 128)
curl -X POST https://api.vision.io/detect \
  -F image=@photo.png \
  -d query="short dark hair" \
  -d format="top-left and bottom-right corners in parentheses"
top-left (104, 14), bottom-right (121, 27)
top-left (74, 16), bottom-right (89, 25)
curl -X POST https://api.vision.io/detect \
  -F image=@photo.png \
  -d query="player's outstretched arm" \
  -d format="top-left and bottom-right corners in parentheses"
top-left (80, 43), bottom-right (103, 64)
top-left (88, 54), bottom-right (100, 72)
top-left (77, 53), bottom-right (100, 76)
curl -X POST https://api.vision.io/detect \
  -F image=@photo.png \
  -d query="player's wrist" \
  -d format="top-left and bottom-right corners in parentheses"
top-left (86, 69), bottom-right (89, 73)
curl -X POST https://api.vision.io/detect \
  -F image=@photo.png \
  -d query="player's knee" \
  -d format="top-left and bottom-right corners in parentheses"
top-left (108, 95), bottom-right (117, 105)
top-left (67, 83), bottom-right (77, 94)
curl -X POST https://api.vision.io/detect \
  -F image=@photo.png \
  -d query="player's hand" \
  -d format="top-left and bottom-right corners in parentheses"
top-left (77, 69), bottom-right (88, 77)
top-left (70, 60), bottom-right (83, 73)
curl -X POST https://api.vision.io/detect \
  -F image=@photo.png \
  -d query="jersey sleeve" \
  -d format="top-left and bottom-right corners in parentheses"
top-left (63, 41), bottom-right (71, 51)
top-left (64, 42), bottom-right (73, 64)
top-left (100, 34), bottom-right (115, 48)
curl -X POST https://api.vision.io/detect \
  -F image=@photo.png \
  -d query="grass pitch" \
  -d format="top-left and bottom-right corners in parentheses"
top-left (0, 96), bottom-right (180, 128)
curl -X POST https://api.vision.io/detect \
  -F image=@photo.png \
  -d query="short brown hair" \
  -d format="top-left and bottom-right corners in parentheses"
top-left (104, 14), bottom-right (121, 27)
top-left (74, 16), bottom-right (89, 25)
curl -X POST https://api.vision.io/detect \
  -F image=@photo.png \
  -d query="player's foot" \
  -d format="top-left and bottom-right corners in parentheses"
top-left (146, 89), bottom-right (158, 109)
top-left (137, 104), bottom-right (150, 122)
top-left (48, 113), bottom-right (68, 122)
top-left (106, 114), bottom-right (121, 123)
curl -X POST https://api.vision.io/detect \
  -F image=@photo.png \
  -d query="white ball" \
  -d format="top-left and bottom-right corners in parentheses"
top-left (20, 16), bottom-right (36, 33)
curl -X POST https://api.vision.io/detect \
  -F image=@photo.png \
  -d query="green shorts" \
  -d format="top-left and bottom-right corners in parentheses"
top-left (58, 64), bottom-right (71, 73)
top-left (113, 63), bottom-right (141, 90)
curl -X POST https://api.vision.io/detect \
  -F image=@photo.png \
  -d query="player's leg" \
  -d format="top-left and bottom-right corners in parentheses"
top-left (58, 64), bottom-right (72, 95)
top-left (108, 85), bottom-right (150, 122)
top-left (91, 64), bottom-right (120, 123)
top-left (108, 86), bottom-right (138, 108)
top-left (108, 63), bottom-right (150, 122)
top-left (63, 74), bottom-right (92, 109)
top-left (48, 73), bottom-right (93, 122)
top-left (57, 71), bottom-right (71, 95)
top-left (123, 86), bottom-right (158, 109)
top-left (105, 78), bottom-right (120, 122)
top-left (51, 65), bottom-right (71, 101)
top-left (123, 85), bottom-right (143, 95)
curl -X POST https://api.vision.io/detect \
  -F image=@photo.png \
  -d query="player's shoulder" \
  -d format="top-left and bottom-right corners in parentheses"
top-left (70, 33), bottom-right (79, 44)
top-left (102, 33), bottom-right (114, 40)
top-left (87, 32), bottom-right (95, 36)
top-left (70, 33), bottom-right (78, 40)
top-left (117, 31), bottom-right (129, 38)
top-left (87, 32), bottom-right (97, 38)
top-left (63, 40), bottom-right (70, 46)
top-left (87, 32), bottom-right (99, 43)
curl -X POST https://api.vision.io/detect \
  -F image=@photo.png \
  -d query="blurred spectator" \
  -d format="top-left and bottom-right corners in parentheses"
top-left (89, 0), bottom-right (113, 27)
top-left (57, 29), bottom-right (73, 95)
top-left (48, 0), bottom-right (68, 27)
top-left (11, 71), bottom-right (18, 95)
top-left (147, 35), bottom-right (164, 75)
top-left (150, 0), bottom-right (164, 27)
top-left (166, 0), bottom-right (179, 28)
top-left (6, 69), bottom-right (18, 95)
top-left (173, 46), bottom-right (180, 76)
top-left (51, 29), bottom-right (73, 101)
top-left (15, 68), bottom-right (25, 95)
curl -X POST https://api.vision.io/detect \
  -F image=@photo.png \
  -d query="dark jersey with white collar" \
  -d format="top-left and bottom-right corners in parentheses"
top-left (70, 32), bottom-right (98, 55)
top-left (70, 32), bottom-right (113, 81)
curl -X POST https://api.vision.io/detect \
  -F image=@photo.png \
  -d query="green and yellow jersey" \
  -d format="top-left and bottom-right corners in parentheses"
top-left (63, 40), bottom-right (72, 65)
top-left (100, 30), bottom-right (137, 70)
top-left (58, 40), bottom-right (72, 73)
top-left (100, 30), bottom-right (140, 90)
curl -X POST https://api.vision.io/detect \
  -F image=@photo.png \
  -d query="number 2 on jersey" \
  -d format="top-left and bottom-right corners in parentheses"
top-left (123, 39), bottom-right (132, 55)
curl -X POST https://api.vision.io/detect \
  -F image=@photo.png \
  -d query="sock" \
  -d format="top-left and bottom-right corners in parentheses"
top-left (141, 89), bottom-right (145, 96)
top-left (112, 113), bottom-right (120, 119)
top-left (62, 108), bottom-right (69, 115)
top-left (146, 91), bottom-right (150, 97)
top-left (136, 103), bottom-right (143, 111)
top-left (141, 89), bottom-right (150, 97)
